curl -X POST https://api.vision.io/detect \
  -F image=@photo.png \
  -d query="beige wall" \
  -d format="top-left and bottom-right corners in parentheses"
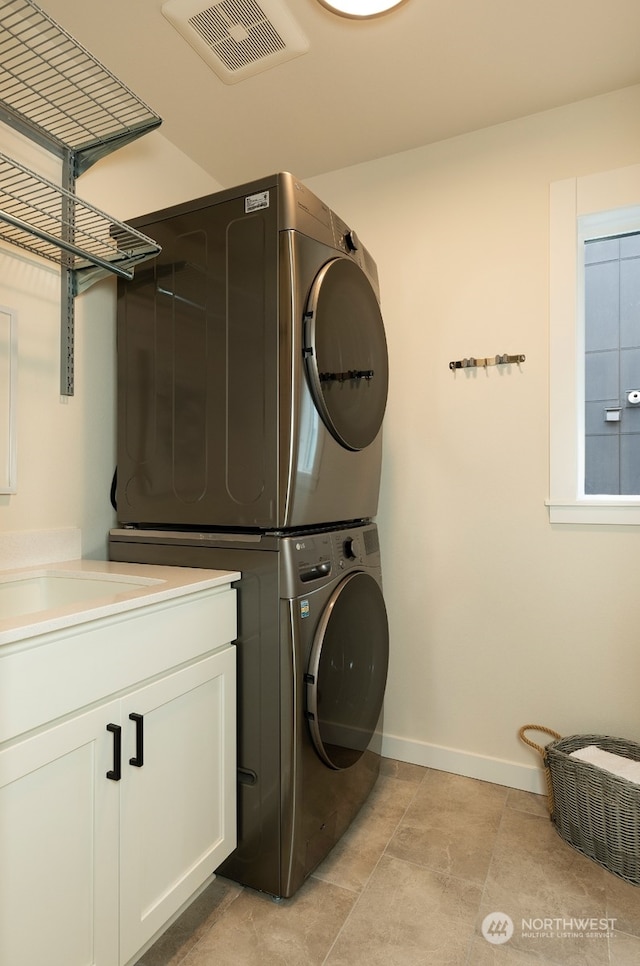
top-left (306, 84), bottom-right (640, 789)
top-left (3, 84), bottom-right (640, 789)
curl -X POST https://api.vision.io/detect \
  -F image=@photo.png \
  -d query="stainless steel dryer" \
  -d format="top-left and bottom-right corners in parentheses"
top-left (109, 521), bottom-right (389, 898)
top-left (116, 172), bottom-right (388, 532)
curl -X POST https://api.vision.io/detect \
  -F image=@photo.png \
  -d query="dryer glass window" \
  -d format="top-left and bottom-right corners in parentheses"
top-left (304, 258), bottom-right (388, 451)
top-left (306, 571), bottom-right (389, 770)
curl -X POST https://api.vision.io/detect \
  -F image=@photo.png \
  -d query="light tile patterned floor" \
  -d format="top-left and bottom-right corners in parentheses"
top-left (135, 759), bottom-right (640, 966)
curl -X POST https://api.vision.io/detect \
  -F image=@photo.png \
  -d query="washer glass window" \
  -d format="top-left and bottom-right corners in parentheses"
top-left (306, 571), bottom-right (389, 769)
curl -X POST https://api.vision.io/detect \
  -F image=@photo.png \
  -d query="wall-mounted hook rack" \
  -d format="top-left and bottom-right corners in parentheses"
top-left (449, 353), bottom-right (525, 371)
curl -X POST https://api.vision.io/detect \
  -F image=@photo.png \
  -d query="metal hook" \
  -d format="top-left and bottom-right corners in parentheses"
top-left (449, 352), bottom-right (526, 371)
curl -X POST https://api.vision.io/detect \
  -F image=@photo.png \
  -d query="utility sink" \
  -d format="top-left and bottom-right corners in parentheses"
top-left (0, 560), bottom-right (239, 649)
top-left (0, 570), bottom-right (158, 621)
top-left (0, 557), bottom-right (239, 754)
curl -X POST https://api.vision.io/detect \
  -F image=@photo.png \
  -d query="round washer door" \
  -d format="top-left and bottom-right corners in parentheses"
top-left (304, 258), bottom-right (388, 451)
top-left (306, 571), bottom-right (389, 770)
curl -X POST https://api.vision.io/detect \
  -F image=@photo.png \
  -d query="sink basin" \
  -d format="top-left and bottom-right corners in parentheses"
top-left (0, 559), bottom-right (239, 649)
top-left (0, 558), bottom-right (239, 748)
top-left (0, 571), bottom-right (157, 621)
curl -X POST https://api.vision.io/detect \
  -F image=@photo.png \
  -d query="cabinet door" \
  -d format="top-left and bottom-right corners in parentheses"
top-left (0, 703), bottom-right (120, 966)
top-left (119, 647), bottom-right (236, 964)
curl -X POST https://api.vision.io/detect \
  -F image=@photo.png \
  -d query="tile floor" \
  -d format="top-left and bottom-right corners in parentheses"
top-left (135, 759), bottom-right (640, 966)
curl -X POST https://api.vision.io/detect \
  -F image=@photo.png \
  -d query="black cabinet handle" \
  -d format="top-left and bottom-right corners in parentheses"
top-left (129, 712), bottom-right (144, 768)
top-left (106, 723), bottom-right (122, 781)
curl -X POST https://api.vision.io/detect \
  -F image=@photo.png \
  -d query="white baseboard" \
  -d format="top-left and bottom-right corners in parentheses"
top-left (381, 733), bottom-right (547, 796)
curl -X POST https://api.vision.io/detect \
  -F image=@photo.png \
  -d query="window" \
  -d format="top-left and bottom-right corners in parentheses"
top-left (583, 230), bottom-right (640, 495)
top-left (548, 163), bottom-right (640, 524)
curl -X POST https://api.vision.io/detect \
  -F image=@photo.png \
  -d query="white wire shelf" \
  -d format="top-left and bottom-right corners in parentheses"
top-left (0, 152), bottom-right (160, 287)
top-left (0, 0), bottom-right (163, 393)
top-left (0, 0), bottom-right (161, 171)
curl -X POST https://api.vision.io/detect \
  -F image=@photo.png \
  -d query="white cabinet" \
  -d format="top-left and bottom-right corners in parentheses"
top-left (0, 701), bottom-right (120, 966)
top-left (119, 649), bottom-right (236, 965)
top-left (0, 576), bottom-right (237, 966)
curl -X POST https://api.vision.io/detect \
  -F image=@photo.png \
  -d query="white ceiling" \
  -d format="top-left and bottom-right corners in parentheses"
top-left (39, 0), bottom-right (640, 187)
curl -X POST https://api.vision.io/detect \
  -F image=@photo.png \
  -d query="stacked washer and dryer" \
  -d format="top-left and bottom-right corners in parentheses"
top-left (109, 172), bottom-right (390, 898)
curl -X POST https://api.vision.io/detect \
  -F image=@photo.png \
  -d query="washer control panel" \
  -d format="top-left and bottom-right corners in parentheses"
top-left (280, 524), bottom-right (379, 598)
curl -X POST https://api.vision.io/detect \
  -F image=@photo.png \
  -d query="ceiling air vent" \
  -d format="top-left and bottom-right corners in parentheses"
top-left (161, 0), bottom-right (309, 84)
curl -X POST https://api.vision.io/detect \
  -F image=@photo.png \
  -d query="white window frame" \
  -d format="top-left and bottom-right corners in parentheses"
top-left (548, 162), bottom-right (640, 524)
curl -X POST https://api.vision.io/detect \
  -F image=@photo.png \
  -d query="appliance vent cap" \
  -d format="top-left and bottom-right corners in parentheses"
top-left (161, 0), bottom-right (309, 84)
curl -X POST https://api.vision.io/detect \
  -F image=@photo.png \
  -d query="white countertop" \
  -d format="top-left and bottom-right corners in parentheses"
top-left (0, 559), bottom-right (240, 646)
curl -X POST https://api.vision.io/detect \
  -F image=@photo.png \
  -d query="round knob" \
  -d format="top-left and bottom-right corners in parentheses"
top-left (344, 230), bottom-right (359, 252)
top-left (343, 537), bottom-right (359, 559)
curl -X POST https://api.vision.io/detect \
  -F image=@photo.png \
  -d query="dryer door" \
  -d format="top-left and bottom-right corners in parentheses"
top-left (306, 571), bottom-right (389, 770)
top-left (304, 258), bottom-right (388, 451)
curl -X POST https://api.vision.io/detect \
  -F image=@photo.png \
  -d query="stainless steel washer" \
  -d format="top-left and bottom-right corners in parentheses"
top-left (109, 521), bottom-right (389, 898)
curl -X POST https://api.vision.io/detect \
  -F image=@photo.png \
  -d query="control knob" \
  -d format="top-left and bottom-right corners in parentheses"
top-left (344, 229), bottom-right (360, 252)
top-left (343, 536), bottom-right (359, 560)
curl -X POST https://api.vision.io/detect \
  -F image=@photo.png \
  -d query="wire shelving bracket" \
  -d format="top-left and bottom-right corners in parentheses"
top-left (0, 0), bottom-right (162, 394)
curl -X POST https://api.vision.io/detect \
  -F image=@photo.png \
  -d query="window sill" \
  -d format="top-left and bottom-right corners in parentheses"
top-left (546, 500), bottom-right (640, 525)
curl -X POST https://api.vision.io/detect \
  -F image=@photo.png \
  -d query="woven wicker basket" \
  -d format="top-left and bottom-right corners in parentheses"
top-left (519, 725), bottom-right (640, 886)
